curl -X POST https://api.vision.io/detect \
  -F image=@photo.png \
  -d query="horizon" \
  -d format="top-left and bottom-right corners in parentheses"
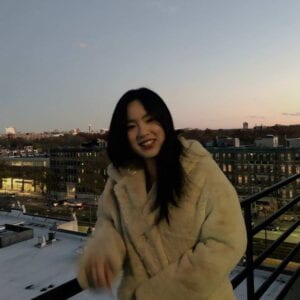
top-left (1, 1), bottom-right (300, 132)
top-left (2, 122), bottom-right (300, 135)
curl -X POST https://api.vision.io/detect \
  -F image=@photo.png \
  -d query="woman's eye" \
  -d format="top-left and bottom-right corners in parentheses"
top-left (126, 124), bottom-right (135, 130)
top-left (146, 117), bottom-right (155, 122)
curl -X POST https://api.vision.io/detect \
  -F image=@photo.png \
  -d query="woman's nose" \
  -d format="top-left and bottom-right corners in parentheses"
top-left (137, 123), bottom-right (149, 138)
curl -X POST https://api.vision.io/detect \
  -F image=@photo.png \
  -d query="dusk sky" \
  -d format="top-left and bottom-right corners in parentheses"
top-left (1, 0), bottom-right (300, 133)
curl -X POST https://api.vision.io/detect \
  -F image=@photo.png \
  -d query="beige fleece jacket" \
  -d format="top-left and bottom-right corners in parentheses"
top-left (77, 137), bottom-right (247, 300)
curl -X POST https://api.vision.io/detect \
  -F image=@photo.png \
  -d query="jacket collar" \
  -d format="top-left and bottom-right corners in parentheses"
top-left (107, 136), bottom-right (209, 183)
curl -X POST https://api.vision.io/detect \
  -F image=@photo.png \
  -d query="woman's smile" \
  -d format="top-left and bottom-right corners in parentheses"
top-left (127, 100), bottom-right (165, 160)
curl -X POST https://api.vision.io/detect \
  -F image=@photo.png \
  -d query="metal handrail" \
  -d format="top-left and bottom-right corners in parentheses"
top-left (31, 278), bottom-right (81, 300)
top-left (240, 173), bottom-right (300, 207)
top-left (252, 196), bottom-right (300, 235)
top-left (232, 219), bottom-right (299, 288)
top-left (255, 243), bottom-right (300, 299)
top-left (275, 268), bottom-right (300, 300)
top-left (232, 173), bottom-right (300, 300)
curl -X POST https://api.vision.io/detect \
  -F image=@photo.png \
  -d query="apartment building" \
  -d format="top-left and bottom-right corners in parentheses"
top-left (207, 146), bottom-right (300, 206)
top-left (49, 145), bottom-right (108, 199)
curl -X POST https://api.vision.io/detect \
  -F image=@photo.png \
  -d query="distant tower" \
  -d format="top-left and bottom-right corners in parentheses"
top-left (88, 124), bottom-right (92, 133)
top-left (243, 122), bottom-right (248, 129)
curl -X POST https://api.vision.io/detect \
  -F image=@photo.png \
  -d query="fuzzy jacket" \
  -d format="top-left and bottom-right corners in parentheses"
top-left (77, 137), bottom-right (247, 300)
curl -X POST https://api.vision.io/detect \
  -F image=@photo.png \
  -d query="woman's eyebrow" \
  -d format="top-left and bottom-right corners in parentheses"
top-left (127, 113), bottom-right (150, 123)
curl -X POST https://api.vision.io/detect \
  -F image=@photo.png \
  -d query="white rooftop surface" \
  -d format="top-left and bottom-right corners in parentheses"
top-left (0, 209), bottom-right (113, 300)
top-left (0, 209), bottom-right (296, 300)
top-left (231, 266), bottom-right (293, 300)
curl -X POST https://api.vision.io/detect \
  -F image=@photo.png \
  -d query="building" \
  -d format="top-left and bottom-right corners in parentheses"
top-left (5, 126), bottom-right (17, 135)
top-left (243, 122), bottom-right (249, 130)
top-left (207, 145), bottom-right (300, 206)
top-left (1, 156), bottom-right (49, 167)
top-left (49, 145), bottom-right (108, 199)
top-left (0, 156), bottom-right (49, 195)
top-left (286, 137), bottom-right (300, 148)
top-left (255, 135), bottom-right (279, 147)
top-left (215, 136), bottom-right (240, 147)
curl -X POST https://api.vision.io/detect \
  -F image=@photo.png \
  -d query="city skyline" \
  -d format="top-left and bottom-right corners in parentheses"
top-left (1, 1), bottom-right (300, 133)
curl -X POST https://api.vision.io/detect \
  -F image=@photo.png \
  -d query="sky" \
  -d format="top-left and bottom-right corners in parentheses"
top-left (1, 0), bottom-right (300, 133)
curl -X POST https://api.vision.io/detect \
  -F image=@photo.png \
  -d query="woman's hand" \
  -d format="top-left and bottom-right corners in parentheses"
top-left (86, 256), bottom-right (114, 289)
top-left (77, 219), bottom-right (126, 291)
top-left (78, 245), bottom-right (114, 290)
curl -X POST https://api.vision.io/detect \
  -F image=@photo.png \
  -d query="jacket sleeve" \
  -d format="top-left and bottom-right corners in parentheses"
top-left (77, 178), bottom-right (126, 289)
top-left (135, 159), bottom-right (247, 300)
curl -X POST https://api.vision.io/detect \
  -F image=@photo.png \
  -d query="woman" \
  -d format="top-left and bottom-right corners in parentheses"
top-left (78, 88), bottom-right (247, 300)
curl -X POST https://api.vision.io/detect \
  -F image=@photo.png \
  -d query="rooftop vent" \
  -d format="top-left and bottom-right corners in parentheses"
top-left (0, 224), bottom-right (33, 248)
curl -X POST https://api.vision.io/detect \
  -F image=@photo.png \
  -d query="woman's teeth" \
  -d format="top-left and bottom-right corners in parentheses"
top-left (140, 140), bottom-right (154, 146)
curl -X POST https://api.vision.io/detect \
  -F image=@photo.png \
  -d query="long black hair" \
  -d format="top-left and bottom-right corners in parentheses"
top-left (107, 87), bottom-right (184, 223)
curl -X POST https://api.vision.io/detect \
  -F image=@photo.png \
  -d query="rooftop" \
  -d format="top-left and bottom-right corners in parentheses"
top-left (0, 209), bottom-right (114, 300)
top-left (0, 209), bottom-right (298, 299)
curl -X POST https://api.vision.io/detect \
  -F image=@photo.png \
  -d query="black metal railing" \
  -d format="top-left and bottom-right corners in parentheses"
top-left (31, 279), bottom-right (81, 300)
top-left (32, 174), bottom-right (300, 300)
top-left (232, 173), bottom-right (300, 300)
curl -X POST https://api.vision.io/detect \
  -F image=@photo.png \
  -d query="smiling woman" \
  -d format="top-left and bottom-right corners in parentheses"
top-left (77, 87), bottom-right (247, 300)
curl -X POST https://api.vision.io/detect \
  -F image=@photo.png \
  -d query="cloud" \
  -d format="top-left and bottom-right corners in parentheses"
top-left (282, 112), bottom-right (300, 117)
top-left (146, 0), bottom-right (180, 15)
top-left (246, 115), bottom-right (266, 119)
top-left (73, 41), bottom-right (91, 49)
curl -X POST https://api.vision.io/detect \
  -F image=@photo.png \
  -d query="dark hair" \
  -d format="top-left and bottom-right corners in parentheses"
top-left (107, 87), bottom-right (184, 223)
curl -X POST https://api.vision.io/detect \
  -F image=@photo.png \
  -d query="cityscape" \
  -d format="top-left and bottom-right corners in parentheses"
top-left (0, 122), bottom-right (299, 299)
top-left (0, 122), bottom-right (299, 232)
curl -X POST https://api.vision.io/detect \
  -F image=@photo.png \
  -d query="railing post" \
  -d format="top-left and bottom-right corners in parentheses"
top-left (244, 204), bottom-right (255, 300)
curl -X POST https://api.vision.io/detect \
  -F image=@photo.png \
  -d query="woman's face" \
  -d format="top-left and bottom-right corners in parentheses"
top-left (126, 100), bottom-right (165, 160)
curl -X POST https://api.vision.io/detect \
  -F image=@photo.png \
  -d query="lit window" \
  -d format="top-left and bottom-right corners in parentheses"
top-left (238, 175), bottom-right (243, 184)
top-left (244, 175), bottom-right (248, 184)
top-left (289, 190), bottom-right (293, 198)
top-left (222, 164), bottom-right (227, 172)
top-left (228, 164), bottom-right (232, 172)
